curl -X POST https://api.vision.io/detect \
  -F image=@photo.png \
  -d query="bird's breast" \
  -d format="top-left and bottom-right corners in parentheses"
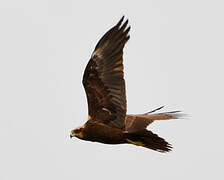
top-left (83, 121), bottom-right (125, 144)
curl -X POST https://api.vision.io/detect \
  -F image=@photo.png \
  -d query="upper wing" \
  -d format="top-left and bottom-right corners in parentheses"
top-left (82, 16), bottom-right (130, 129)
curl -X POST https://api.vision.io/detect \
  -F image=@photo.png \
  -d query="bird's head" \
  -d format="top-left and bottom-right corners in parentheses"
top-left (70, 126), bottom-right (84, 139)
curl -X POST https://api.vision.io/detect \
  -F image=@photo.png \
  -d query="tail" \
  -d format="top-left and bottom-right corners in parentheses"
top-left (143, 110), bottom-right (185, 120)
top-left (125, 106), bottom-right (186, 133)
top-left (125, 130), bottom-right (172, 153)
top-left (144, 105), bottom-right (186, 120)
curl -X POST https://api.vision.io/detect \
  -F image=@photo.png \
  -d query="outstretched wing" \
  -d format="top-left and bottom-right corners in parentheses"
top-left (82, 16), bottom-right (130, 129)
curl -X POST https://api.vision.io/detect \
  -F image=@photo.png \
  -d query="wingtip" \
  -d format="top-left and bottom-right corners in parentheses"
top-left (145, 105), bottom-right (165, 114)
top-left (117, 16), bottom-right (125, 27)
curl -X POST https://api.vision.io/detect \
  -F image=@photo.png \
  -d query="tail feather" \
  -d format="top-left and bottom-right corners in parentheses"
top-left (144, 106), bottom-right (165, 114)
top-left (146, 111), bottom-right (185, 120)
top-left (125, 109), bottom-right (185, 133)
top-left (126, 130), bottom-right (172, 153)
top-left (124, 107), bottom-right (184, 152)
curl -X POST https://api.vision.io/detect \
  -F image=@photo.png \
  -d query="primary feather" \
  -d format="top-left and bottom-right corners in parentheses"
top-left (82, 16), bottom-right (130, 129)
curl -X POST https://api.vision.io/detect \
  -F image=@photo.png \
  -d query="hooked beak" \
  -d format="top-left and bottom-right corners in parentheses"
top-left (70, 131), bottom-right (75, 138)
top-left (70, 126), bottom-right (84, 139)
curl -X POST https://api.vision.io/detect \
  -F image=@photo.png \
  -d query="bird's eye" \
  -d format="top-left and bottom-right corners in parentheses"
top-left (75, 129), bottom-right (81, 133)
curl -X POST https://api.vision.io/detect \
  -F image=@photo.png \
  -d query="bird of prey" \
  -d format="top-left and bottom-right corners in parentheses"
top-left (70, 16), bottom-right (183, 152)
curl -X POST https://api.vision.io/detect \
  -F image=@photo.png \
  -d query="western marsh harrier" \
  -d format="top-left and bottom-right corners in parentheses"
top-left (70, 17), bottom-right (183, 152)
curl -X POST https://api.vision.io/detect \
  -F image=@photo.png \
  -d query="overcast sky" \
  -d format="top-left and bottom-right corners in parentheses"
top-left (1, 0), bottom-right (224, 179)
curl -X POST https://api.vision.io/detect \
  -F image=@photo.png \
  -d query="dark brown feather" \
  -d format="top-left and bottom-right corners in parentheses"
top-left (82, 121), bottom-right (126, 144)
top-left (126, 130), bottom-right (172, 152)
top-left (82, 17), bottom-right (130, 129)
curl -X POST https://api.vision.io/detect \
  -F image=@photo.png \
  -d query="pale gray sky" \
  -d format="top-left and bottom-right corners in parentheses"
top-left (1, 0), bottom-right (224, 179)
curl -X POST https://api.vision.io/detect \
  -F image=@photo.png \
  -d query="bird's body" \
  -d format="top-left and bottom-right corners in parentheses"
top-left (70, 17), bottom-right (183, 152)
top-left (79, 121), bottom-right (126, 144)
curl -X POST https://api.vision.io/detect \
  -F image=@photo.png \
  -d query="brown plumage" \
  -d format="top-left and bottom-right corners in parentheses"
top-left (70, 17), bottom-right (183, 153)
